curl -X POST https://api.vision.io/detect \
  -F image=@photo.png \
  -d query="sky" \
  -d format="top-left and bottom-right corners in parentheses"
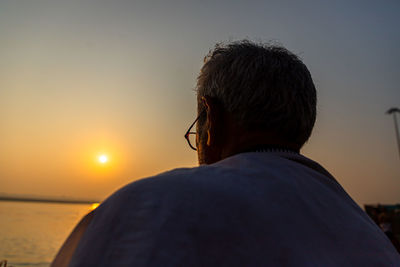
top-left (0, 0), bottom-right (399, 206)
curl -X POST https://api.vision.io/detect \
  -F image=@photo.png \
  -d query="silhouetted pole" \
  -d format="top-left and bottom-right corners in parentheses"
top-left (386, 107), bottom-right (400, 159)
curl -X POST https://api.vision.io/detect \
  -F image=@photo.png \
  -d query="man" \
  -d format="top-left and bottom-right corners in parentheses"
top-left (52, 40), bottom-right (400, 266)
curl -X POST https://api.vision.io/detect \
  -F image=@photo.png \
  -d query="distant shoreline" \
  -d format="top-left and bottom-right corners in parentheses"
top-left (0, 196), bottom-right (99, 205)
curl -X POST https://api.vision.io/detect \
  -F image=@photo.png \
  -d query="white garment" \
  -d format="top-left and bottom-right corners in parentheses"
top-left (70, 152), bottom-right (400, 266)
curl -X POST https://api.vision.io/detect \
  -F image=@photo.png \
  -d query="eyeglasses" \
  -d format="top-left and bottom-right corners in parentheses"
top-left (184, 110), bottom-right (206, 151)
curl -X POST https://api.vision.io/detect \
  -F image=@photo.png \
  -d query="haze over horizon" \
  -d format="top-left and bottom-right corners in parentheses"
top-left (0, 0), bottom-right (399, 206)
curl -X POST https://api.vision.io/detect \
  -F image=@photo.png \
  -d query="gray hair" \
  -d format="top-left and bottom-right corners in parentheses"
top-left (196, 40), bottom-right (317, 147)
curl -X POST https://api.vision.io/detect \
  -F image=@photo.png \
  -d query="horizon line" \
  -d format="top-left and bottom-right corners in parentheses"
top-left (0, 195), bottom-right (99, 205)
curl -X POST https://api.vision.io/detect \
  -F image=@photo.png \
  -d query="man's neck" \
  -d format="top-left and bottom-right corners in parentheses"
top-left (221, 131), bottom-right (300, 159)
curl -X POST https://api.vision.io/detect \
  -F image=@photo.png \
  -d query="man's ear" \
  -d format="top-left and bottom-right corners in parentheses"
top-left (201, 96), bottom-right (222, 146)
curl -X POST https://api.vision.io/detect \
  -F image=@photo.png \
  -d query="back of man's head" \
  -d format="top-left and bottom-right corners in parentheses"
top-left (196, 40), bottom-right (317, 149)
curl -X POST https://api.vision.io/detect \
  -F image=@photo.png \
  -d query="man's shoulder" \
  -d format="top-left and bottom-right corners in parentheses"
top-left (98, 165), bottom-right (214, 209)
top-left (121, 165), bottom-right (212, 191)
top-left (100, 152), bottom-right (312, 208)
top-left (97, 153), bottom-right (279, 213)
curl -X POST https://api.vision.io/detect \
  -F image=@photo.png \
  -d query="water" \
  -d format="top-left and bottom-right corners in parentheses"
top-left (0, 200), bottom-right (96, 267)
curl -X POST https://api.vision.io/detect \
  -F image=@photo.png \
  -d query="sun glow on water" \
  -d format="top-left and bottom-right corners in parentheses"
top-left (90, 203), bottom-right (100, 210)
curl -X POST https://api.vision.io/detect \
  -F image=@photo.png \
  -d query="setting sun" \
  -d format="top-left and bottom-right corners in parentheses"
top-left (98, 155), bottom-right (108, 164)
